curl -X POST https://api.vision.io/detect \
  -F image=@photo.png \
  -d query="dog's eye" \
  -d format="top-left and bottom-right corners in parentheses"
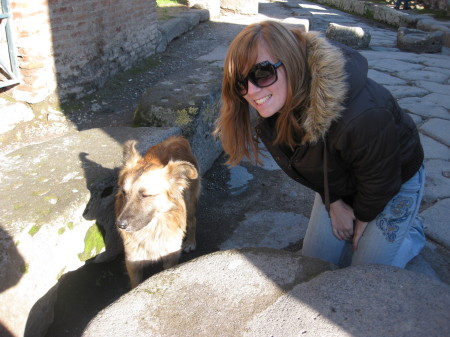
top-left (139, 190), bottom-right (154, 198)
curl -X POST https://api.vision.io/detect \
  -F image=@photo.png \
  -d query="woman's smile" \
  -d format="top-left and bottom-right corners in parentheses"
top-left (255, 94), bottom-right (272, 105)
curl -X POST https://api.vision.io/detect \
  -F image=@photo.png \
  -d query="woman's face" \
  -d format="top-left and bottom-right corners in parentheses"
top-left (242, 44), bottom-right (288, 118)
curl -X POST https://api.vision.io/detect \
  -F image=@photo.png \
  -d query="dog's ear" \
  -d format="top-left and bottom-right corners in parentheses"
top-left (166, 160), bottom-right (198, 188)
top-left (122, 140), bottom-right (141, 168)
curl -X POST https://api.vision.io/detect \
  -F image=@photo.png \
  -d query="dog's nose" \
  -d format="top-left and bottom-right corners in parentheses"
top-left (116, 219), bottom-right (128, 229)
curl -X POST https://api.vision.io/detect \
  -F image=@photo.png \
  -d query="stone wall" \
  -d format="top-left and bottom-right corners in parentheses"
top-left (6, 0), bottom-right (158, 104)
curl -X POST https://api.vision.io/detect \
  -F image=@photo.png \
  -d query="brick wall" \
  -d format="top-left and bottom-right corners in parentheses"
top-left (8, 0), bottom-right (157, 104)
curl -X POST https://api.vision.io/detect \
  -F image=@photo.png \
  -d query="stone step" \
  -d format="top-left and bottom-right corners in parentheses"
top-left (82, 248), bottom-right (450, 337)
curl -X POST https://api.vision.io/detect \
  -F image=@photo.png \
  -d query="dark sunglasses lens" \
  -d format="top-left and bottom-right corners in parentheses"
top-left (250, 64), bottom-right (277, 87)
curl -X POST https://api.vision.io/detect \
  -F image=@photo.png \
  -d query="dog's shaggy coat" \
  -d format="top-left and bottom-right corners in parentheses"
top-left (115, 136), bottom-right (200, 288)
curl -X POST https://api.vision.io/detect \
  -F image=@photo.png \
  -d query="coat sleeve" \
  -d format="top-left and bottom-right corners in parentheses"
top-left (336, 106), bottom-right (403, 222)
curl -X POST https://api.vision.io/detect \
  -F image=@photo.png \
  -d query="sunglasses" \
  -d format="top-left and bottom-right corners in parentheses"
top-left (236, 60), bottom-right (283, 96)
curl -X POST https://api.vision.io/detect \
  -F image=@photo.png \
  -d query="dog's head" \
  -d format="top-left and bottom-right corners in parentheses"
top-left (115, 140), bottom-right (198, 232)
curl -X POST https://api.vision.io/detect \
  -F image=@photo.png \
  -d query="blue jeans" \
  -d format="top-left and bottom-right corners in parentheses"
top-left (302, 165), bottom-right (425, 268)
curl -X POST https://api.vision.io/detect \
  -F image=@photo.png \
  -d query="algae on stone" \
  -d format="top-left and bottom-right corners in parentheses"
top-left (78, 223), bottom-right (105, 261)
top-left (175, 106), bottom-right (198, 126)
top-left (28, 225), bottom-right (41, 236)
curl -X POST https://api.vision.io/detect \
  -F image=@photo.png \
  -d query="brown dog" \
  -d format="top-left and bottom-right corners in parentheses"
top-left (115, 136), bottom-right (200, 288)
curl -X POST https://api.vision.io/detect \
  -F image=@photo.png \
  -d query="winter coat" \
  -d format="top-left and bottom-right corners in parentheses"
top-left (255, 32), bottom-right (424, 222)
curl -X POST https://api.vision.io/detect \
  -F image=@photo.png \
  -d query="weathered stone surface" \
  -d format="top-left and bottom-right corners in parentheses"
top-left (315, 0), bottom-right (450, 47)
top-left (420, 118), bottom-right (450, 147)
top-left (326, 23), bottom-right (371, 49)
top-left (282, 17), bottom-right (311, 32)
top-left (0, 99), bottom-right (35, 134)
top-left (82, 249), bottom-right (333, 337)
top-left (188, 0), bottom-right (220, 18)
top-left (422, 198), bottom-right (450, 248)
top-left (221, 0), bottom-right (259, 15)
top-left (246, 262), bottom-right (450, 337)
top-left (422, 159), bottom-right (450, 203)
top-left (417, 18), bottom-right (450, 48)
top-left (156, 9), bottom-right (209, 53)
top-left (133, 54), bottom-right (223, 175)
top-left (82, 249), bottom-right (450, 337)
top-left (397, 27), bottom-right (444, 53)
top-left (0, 126), bottom-right (180, 337)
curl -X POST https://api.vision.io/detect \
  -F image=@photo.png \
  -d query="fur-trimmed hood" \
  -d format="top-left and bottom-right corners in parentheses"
top-left (301, 31), bottom-right (368, 144)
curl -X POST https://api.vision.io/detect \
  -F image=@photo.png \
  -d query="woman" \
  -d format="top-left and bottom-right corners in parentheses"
top-left (214, 21), bottom-right (425, 268)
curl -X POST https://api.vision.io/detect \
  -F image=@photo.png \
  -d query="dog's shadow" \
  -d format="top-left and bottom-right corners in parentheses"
top-left (79, 152), bottom-right (123, 263)
top-left (42, 152), bottom-right (130, 337)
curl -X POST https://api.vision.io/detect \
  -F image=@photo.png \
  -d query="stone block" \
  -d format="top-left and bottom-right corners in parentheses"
top-left (0, 99), bottom-right (35, 134)
top-left (397, 27), bottom-right (444, 53)
top-left (188, 0), bottom-right (221, 18)
top-left (221, 0), bottom-right (259, 15)
top-left (326, 23), bottom-right (371, 49)
top-left (156, 9), bottom-right (210, 53)
top-left (133, 55), bottom-right (223, 174)
top-left (417, 18), bottom-right (450, 48)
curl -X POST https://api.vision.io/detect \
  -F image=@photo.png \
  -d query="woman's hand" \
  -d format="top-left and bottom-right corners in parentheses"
top-left (329, 199), bottom-right (369, 250)
top-left (329, 199), bottom-right (355, 241)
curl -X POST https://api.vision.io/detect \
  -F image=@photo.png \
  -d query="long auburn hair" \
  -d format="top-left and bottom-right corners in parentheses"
top-left (214, 20), bottom-right (309, 166)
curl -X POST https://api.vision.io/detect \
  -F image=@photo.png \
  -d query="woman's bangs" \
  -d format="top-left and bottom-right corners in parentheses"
top-left (233, 33), bottom-right (259, 78)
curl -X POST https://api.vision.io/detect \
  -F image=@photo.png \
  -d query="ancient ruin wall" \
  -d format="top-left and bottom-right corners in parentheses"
top-left (8, 0), bottom-right (157, 104)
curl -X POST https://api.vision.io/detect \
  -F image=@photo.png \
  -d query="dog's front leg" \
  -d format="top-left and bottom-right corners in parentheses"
top-left (161, 250), bottom-right (181, 269)
top-left (126, 260), bottom-right (143, 288)
top-left (183, 216), bottom-right (197, 252)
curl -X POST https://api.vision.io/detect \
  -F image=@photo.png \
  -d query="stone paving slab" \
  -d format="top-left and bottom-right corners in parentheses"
top-left (422, 199), bottom-right (450, 248)
top-left (422, 159), bottom-right (450, 203)
top-left (420, 134), bottom-right (450, 160)
top-left (421, 118), bottom-right (450, 147)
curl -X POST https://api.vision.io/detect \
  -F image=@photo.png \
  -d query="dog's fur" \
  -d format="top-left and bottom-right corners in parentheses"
top-left (115, 136), bottom-right (200, 288)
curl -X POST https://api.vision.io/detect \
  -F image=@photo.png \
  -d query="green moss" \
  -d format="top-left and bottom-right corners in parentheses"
top-left (58, 227), bottom-right (65, 235)
top-left (35, 208), bottom-right (51, 217)
top-left (44, 196), bottom-right (58, 204)
top-left (202, 103), bottom-right (218, 123)
top-left (28, 225), bottom-right (41, 236)
top-left (77, 223), bottom-right (105, 261)
top-left (0, 92), bottom-right (17, 103)
top-left (32, 190), bottom-right (50, 196)
top-left (20, 263), bottom-right (29, 274)
top-left (13, 204), bottom-right (24, 210)
top-left (365, 7), bottom-right (375, 20)
top-left (175, 106), bottom-right (198, 126)
top-left (67, 222), bottom-right (74, 230)
top-left (57, 267), bottom-right (66, 280)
